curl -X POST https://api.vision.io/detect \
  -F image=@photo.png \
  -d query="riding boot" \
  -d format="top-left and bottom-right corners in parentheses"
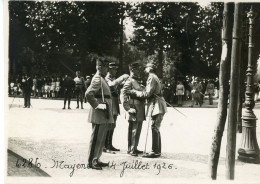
top-left (81, 101), bottom-right (84, 109)
top-left (127, 122), bottom-right (133, 153)
top-left (158, 132), bottom-right (161, 154)
top-left (109, 129), bottom-right (120, 151)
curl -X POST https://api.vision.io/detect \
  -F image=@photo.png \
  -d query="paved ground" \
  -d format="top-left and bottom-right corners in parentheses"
top-left (5, 96), bottom-right (260, 183)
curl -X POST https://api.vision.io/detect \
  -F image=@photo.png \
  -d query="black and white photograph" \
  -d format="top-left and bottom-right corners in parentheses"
top-left (3, 0), bottom-right (260, 183)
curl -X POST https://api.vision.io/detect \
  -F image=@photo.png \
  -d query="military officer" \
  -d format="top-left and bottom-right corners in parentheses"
top-left (104, 61), bottom-right (129, 153)
top-left (85, 57), bottom-right (114, 170)
top-left (128, 62), bottom-right (167, 158)
top-left (121, 62), bottom-right (145, 156)
top-left (74, 71), bottom-right (85, 109)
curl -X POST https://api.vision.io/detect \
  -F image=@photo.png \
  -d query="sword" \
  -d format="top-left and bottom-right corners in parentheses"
top-left (153, 93), bottom-right (187, 118)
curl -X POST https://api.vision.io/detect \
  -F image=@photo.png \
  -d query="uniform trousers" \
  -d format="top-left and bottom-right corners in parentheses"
top-left (128, 120), bottom-right (143, 152)
top-left (88, 123), bottom-right (109, 165)
top-left (105, 115), bottom-right (117, 149)
top-left (151, 114), bottom-right (164, 154)
top-left (24, 92), bottom-right (31, 107)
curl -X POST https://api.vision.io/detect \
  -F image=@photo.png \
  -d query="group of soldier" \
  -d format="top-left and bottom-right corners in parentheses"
top-left (85, 57), bottom-right (167, 170)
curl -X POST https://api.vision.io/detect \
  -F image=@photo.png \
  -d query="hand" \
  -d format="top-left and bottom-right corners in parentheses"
top-left (95, 103), bottom-right (107, 110)
top-left (128, 108), bottom-right (136, 114)
top-left (121, 74), bottom-right (129, 80)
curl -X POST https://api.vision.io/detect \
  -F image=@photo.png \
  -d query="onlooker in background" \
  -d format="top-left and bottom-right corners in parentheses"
top-left (176, 81), bottom-right (185, 106)
top-left (184, 78), bottom-right (191, 101)
top-left (36, 76), bottom-right (42, 97)
top-left (74, 71), bottom-right (85, 109)
top-left (62, 75), bottom-right (75, 109)
top-left (22, 74), bottom-right (33, 108)
top-left (214, 77), bottom-right (219, 98)
top-left (206, 80), bottom-right (215, 105)
top-left (190, 78), bottom-right (203, 107)
top-left (55, 77), bottom-right (61, 98)
top-left (254, 82), bottom-right (260, 102)
top-left (84, 76), bottom-right (91, 103)
top-left (50, 77), bottom-right (56, 98)
top-left (32, 76), bottom-right (37, 97)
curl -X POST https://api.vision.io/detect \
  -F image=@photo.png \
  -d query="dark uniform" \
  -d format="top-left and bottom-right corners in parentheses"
top-left (85, 58), bottom-right (113, 170)
top-left (104, 62), bottom-right (129, 152)
top-left (74, 71), bottom-right (85, 109)
top-left (121, 62), bottom-right (145, 156)
top-left (84, 76), bottom-right (91, 103)
top-left (62, 75), bottom-right (75, 109)
top-left (22, 75), bottom-right (33, 108)
top-left (129, 63), bottom-right (167, 158)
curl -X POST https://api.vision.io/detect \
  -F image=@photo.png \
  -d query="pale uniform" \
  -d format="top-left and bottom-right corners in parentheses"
top-left (85, 71), bottom-right (114, 165)
top-left (133, 72), bottom-right (167, 155)
top-left (121, 75), bottom-right (145, 153)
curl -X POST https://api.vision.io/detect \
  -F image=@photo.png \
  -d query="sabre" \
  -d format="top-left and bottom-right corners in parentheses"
top-left (153, 93), bottom-right (187, 118)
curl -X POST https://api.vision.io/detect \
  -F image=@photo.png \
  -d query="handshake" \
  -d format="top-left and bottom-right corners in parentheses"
top-left (126, 90), bottom-right (142, 97)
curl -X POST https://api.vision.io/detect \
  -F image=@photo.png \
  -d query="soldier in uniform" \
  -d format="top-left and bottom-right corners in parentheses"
top-left (85, 57), bottom-right (114, 170)
top-left (121, 62), bottom-right (145, 156)
top-left (104, 61), bottom-right (129, 153)
top-left (84, 76), bottom-right (91, 103)
top-left (128, 62), bottom-right (167, 158)
top-left (22, 74), bottom-right (33, 108)
top-left (74, 71), bottom-right (85, 109)
top-left (62, 75), bottom-right (75, 109)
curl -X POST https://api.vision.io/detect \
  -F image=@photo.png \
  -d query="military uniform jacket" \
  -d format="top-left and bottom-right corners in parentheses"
top-left (105, 73), bottom-right (121, 116)
top-left (85, 71), bottom-right (114, 124)
top-left (121, 76), bottom-right (145, 122)
top-left (135, 73), bottom-right (167, 117)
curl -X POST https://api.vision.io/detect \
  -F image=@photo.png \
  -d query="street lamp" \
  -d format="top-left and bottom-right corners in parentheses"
top-left (238, 5), bottom-right (260, 163)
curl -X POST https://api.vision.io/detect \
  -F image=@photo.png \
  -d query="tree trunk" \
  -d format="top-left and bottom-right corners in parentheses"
top-left (226, 3), bottom-right (243, 180)
top-left (208, 3), bottom-right (233, 180)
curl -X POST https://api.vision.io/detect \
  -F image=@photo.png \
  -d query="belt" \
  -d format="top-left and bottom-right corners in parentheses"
top-left (95, 95), bottom-right (111, 99)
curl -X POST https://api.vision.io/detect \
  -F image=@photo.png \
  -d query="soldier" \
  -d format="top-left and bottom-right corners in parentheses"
top-left (128, 62), bottom-right (167, 158)
top-left (84, 76), bottom-right (91, 103)
top-left (121, 62), bottom-right (145, 156)
top-left (74, 71), bottom-right (85, 109)
top-left (22, 74), bottom-right (33, 108)
top-left (85, 57), bottom-right (114, 170)
top-left (62, 75), bottom-right (75, 109)
top-left (104, 61), bottom-right (129, 153)
top-left (206, 80), bottom-right (215, 105)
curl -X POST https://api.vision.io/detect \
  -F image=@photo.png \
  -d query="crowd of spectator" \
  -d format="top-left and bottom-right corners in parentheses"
top-left (10, 74), bottom-right (260, 107)
top-left (162, 76), bottom-right (219, 107)
top-left (8, 73), bottom-right (92, 100)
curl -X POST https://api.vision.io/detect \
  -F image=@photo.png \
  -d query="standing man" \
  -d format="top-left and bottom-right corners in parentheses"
top-left (22, 74), bottom-right (33, 108)
top-left (121, 62), bottom-right (145, 156)
top-left (74, 71), bottom-right (85, 109)
top-left (104, 61), bottom-right (129, 153)
top-left (128, 62), bottom-right (167, 158)
top-left (84, 76), bottom-right (91, 103)
top-left (62, 75), bottom-right (75, 109)
top-left (85, 57), bottom-right (114, 170)
top-left (206, 80), bottom-right (215, 105)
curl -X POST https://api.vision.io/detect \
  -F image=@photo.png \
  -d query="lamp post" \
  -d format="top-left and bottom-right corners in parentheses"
top-left (238, 5), bottom-right (260, 163)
